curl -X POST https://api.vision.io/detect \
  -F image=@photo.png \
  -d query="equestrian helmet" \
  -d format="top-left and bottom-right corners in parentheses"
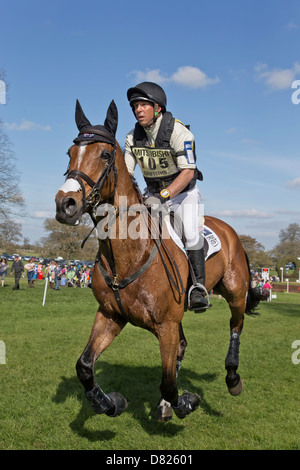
top-left (127, 82), bottom-right (167, 112)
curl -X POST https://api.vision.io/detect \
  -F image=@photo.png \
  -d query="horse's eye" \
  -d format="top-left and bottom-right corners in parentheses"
top-left (101, 150), bottom-right (111, 160)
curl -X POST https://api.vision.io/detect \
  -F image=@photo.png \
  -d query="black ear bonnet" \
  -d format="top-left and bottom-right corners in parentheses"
top-left (74, 99), bottom-right (118, 146)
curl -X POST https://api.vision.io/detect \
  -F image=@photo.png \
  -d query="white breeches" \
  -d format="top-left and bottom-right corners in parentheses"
top-left (146, 185), bottom-right (203, 250)
top-left (167, 186), bottom-right (203, 250)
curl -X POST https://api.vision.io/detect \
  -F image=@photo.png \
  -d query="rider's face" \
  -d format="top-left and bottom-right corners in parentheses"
top-left (133, 101), bottom-right (160, 128)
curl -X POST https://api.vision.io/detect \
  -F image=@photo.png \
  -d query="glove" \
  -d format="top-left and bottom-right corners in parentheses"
top-left (144, 195), bottom-right (169, 217)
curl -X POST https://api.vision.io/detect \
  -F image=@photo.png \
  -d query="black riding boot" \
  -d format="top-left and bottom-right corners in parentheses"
top-left (187, 248), bottom-right (211, 312)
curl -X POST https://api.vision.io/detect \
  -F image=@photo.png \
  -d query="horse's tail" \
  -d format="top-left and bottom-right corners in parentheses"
top-left (244, 251), bottom-right (266, 314)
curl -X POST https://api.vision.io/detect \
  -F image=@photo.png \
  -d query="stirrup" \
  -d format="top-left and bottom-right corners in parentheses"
top-left (188, 283), bottom-right (212, 312)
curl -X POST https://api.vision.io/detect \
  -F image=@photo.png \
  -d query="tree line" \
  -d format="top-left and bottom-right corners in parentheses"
top-left (1, 213), bottom-right (300, 272)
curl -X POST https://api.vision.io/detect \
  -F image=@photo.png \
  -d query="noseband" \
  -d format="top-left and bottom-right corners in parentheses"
top-left (65, 134), bottom-right (118, 214)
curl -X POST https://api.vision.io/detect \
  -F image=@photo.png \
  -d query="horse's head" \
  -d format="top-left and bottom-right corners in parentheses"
top-left (55, 100), bottom-right (118, 225)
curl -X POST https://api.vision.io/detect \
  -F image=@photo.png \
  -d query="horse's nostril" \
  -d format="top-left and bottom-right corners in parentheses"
top-left (63, 197), bottom-right (77, 216)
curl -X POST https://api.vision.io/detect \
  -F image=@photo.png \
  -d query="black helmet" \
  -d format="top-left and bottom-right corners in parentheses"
top-left (127, 82), bottom-right (167, 112)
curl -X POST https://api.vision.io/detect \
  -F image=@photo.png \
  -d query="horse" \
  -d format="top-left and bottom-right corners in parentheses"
top-left (55, 100), bottom-right (262, 421)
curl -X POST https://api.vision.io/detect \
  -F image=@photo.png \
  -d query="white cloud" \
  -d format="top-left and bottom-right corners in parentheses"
top-left (129, 66), bottom-right (220, 89)
top-left (170, 66), bottom-right (220, 88)
top-left (132, 68), bottom-right (168, 84)
top-left (286, 177), bottom-right (300, 188)
top-left (287, 21), bottom-right (299, 30)
top-left (254, 62), bottom-right (300, 90)
top-left (4, 120), bottom-right (51, 131)
top-left (224, 127), bottom-right (237, 134)
top-left (277, 208), bottom-right (300, 215)
top-left (34, 211), bottom-right (53, 219)
top-left (212, 209), bottom-right (273, 219)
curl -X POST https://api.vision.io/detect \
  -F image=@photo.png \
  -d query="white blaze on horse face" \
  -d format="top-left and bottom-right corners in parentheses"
top-left (59, 146), bottom-right (86, 193)
top-left (59, 178), bottom-right (81, 193)
top-left (77, 145), bottom-right (86, 168)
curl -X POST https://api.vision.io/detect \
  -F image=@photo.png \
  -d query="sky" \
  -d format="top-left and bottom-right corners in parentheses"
top-left (1, 0), bottom-right (300, 251)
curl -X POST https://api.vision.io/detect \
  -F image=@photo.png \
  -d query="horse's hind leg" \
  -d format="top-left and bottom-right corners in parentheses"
top-left (157, 322), bottom-right (188, 422)
top-left (225, 303), bottom-right (244, 396)
top-left (76, 310), bottom-right (128, 417)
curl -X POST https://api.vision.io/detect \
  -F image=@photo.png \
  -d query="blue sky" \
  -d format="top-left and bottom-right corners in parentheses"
top-left (1, 0), bottom-right (300, 250)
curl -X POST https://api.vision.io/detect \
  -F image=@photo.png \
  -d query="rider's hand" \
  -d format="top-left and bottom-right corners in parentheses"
top-left (144, 195), bottom-right (169, 217)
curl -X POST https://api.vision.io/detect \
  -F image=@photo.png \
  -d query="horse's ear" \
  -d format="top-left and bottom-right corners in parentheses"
top-left (75, 99), bottom-right (91, 132)
top-left (104, 100), bottom-right (118, 137)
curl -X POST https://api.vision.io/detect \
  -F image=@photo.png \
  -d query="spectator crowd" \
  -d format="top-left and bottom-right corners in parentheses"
top-left (1, 255), bottom-right (94, 290)
top-left (250, 269), bottom-right (277, 300)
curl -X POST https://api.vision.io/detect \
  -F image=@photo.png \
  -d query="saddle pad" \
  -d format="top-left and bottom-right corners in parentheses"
top-left (201, 225), bottom-right (221, 261)
top-left (165, 219), bottom-right (221, 260)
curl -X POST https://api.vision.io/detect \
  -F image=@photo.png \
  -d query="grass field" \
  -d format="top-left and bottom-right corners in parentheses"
top-left (0, 274), bottom-right (299, 450)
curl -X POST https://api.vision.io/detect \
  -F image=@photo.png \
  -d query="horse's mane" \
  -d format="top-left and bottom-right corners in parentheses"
top-left (129, 175), bottom-right (144, 205)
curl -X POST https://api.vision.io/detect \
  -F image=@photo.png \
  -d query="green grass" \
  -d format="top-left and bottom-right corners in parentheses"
top-left (0, 275), bottom-right (300, 450)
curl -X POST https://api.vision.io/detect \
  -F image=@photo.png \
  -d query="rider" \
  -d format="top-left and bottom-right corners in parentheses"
top-left (124, 81), bottom-right (210, 311)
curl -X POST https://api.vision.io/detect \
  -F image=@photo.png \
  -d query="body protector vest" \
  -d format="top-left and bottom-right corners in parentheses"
top-left (131, 112), bottom-right (203, 195)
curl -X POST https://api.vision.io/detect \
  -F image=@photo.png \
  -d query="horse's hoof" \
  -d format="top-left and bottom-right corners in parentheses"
top-left (228, 378), bottom-right (243, 396)
top-left (173, 391), bottom-right (201, 419)
top-left (105, 392), bottom-right (128, 417)
top-left (157, 399), bottom-right (173, 422)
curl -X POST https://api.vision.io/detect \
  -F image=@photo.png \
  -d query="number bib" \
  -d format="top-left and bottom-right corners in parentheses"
top-left (131, 147), bottom-right (178, 179)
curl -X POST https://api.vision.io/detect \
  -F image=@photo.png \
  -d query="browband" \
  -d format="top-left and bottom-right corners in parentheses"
top-left (73, 125), bottom-right (115, 146)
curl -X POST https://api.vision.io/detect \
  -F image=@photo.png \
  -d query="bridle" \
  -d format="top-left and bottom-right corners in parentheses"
top-left (65, 131), bottom-right (118, 215)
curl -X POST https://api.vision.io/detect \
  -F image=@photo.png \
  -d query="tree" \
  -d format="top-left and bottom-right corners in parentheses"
top-left (276, 255), bottom-right (300, 280)
top-left (41, 216), bottom-right (97, 260)
top-left (0, 70), bottom-right (24, 218)
top-left (272, 223), bottom-right (300, 259)
top-left (239, 234), bottom-right (272, 268)
top-left (279, 223), bottom-right (300, 243)
top-left (0, 216), bottom-right (23, 249)
top-left (22, 237), bottom-right (31, 251)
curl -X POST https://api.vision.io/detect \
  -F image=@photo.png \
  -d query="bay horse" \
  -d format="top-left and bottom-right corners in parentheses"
top-left (55, 100), bottom-right (261, 421)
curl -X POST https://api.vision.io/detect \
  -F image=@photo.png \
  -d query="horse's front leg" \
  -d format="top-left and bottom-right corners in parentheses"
top-left (157, 321), bottom-right (200, 421)
top-left (157, 322), bottom-right (188, 421)
top-left (76, 310), bottom-right (128, 417)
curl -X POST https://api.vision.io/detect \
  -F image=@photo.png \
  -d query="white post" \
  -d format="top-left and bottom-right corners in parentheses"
top-left (0, 340), bottom-right (6, 364)
top-left (42, 277), bottom-right (48, 306)
top-left (286, 279), bottom-right (289, 293)
top-left (280, 267), bottom-right (283, 282)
